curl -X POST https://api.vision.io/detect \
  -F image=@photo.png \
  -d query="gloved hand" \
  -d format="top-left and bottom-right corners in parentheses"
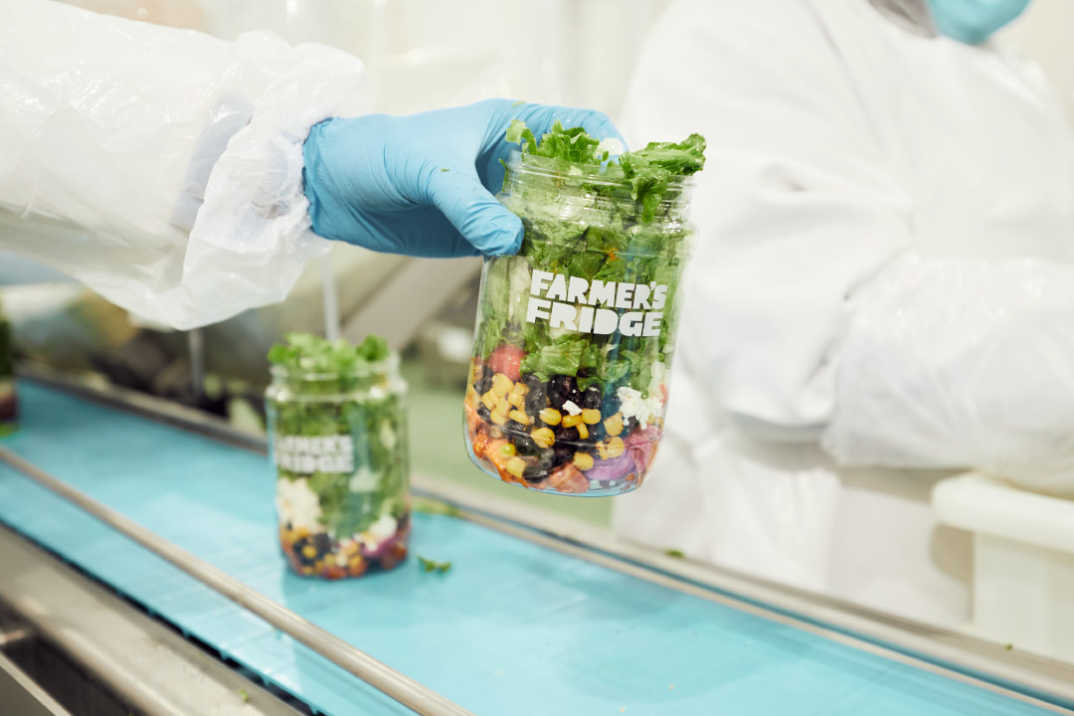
top-left (925, 0), bottom-right (1032, 45)
top-left (301, 99), bottom-right (625, 258)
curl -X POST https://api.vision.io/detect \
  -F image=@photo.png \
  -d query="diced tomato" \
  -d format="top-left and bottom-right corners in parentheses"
top-left (488, 344), bottom-right (524, 382)
top-left (379, 542), bottom-right (407, 570)
top-left (464, 403), bottom-right (482, 433)
top-left (322, 564), bottom-right (348, 580)
top-left (472, 428), bottom-right (490, 459)
top-left (547, 464), bottom-right (588, 494)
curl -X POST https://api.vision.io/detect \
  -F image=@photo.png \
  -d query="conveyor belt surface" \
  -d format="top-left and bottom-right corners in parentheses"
top-left (0, 382), bottom-right (1065, 715)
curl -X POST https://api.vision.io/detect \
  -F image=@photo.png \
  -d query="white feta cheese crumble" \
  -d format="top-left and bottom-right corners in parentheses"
top-left (359, 514), bottom-right (398, 550)
top-left (275, 477), bottom-right (323, 531)
top-left (616, 386), bottom-right (663, 425)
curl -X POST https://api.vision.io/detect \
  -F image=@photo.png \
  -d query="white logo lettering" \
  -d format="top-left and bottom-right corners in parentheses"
top-left (274, 435), bottom-right (354, 474)
top-left (524, 270), bottom-right (670, 340)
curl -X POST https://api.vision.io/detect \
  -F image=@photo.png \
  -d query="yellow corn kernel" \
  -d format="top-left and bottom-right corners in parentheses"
top-left (573, 452), bottom-right (595, 471)
top-left (576, 422), bottom-right (589, 440)
top-left (490, 410), bottom-right (508, 426)
top-left (491, 373), bottom-right (513, 396)
top-left (510, 382), bottom-right (530, 397)
top-left (598, 436), bottom-right (626, 459)
top-left (499, 442), bottom-right (517, 458)
top-left (481, 390), bottom-right (499, 411)
top-left (507, 391), bottom-right (527, 409)
top-left (581, 408), bottom-right (602, 425)
top-left (302, 545), bottom-right (317, 559)
top-left (531, 427), bottom-right (555, 448)
top-left (539, 408), bottom-right (562, 426)
top-left (561, 414), bottom-right (582, 429)
top-left (603, 413), bottom-right (624, 437)
top-left (508, 409), bottom-right (533, 425)
top-left (506, 456), bottom-right (527, 478)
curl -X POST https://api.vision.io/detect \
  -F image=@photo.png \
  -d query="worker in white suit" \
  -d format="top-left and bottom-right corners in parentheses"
top-left (614, 0), bottom-right (1074, 626)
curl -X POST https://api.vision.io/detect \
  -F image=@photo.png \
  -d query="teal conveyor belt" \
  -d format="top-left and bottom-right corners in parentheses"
top-left (0, 381), bottom-right (1064, 715)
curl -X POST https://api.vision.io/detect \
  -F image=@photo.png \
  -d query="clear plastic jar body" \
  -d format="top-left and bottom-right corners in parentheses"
top-left (266, 356), bottom-right (410, 578)
top-left (464, 156), bottom-right (692, 496)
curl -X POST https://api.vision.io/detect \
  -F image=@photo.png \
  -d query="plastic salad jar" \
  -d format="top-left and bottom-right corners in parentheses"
top-left (464, 122), bottom-right (706, 496)
top-left (266, 334), bottom-right (410, 578)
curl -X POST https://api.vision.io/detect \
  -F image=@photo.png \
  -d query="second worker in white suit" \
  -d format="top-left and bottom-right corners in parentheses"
top-left (614, 0), bottom-right (1074, 626)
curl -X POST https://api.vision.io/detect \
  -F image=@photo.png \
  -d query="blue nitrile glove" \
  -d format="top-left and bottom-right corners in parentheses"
top-left (926, 0), bottom-right (1032, 45)
top-left (302, 99), bottom-right (625, 258)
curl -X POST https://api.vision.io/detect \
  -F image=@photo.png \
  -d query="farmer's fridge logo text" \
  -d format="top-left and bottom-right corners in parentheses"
top-left (275, 435), bottom-right (354, 473)
top-left (526, 270), bottom-right (667, 337)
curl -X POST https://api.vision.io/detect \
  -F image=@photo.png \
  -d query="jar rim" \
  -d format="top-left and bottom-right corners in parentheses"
top-left (269, 351), bottom-right (399, 381)
top-left (505, 152), bottom-right (693, 191)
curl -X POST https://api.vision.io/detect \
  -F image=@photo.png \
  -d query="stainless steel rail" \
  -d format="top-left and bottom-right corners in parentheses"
top-left (0, 447), bottom-right (473, 716)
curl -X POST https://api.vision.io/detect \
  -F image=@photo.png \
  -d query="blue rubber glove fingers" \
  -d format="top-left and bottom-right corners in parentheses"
top-left (304, 113), bottom-right (511, 256)
top-left (302, 101), bottom-right (627, 258)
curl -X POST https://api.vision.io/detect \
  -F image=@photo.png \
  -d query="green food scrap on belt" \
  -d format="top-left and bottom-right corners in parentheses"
top-left (418, 556), bottom-right (452, 573)
top-left (664, 549), bottom-right (685, 559)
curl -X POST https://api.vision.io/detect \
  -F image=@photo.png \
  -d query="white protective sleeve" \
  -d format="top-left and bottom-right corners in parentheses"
top-left (824, 256), bottom-right (1074, 493)
top-left (0, 0), bottom-right (368, 329)
top-left (622, 0), bottom-right (1074, 492)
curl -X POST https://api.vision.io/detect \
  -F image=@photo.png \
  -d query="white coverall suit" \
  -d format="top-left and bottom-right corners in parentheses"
top-left (614, 0), bottom-right (1074, 626)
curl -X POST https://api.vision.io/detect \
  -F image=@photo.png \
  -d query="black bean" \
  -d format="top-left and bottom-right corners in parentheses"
top-left (504, 420), bottom-right (528, 438)
top-left (312, 532), bottom-right (333, 554)
top-left (555, 425), bottom-right (580, 444)
top-left (536, 448), bottom-right (556, 469)
top-left (581, 386), bottom-right (602, 409)
top-left (476, 366), bottom-right (493, 394)
top-left (522, 464), bottom-right (550, 483)
top-left (524, 384), bottom-right (547, 414)
top-left (513, 433), bottom-right (540, 456)
top-left (476, 404), bottom-right (491, 421)
top-left (548, 375), bottom-right (577, 408)
top-left (552, 444), bottom-right (574, 467)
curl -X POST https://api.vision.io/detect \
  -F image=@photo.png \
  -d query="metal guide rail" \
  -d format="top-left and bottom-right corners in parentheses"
top-left (1, 368), bottom-right (1073, 716)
